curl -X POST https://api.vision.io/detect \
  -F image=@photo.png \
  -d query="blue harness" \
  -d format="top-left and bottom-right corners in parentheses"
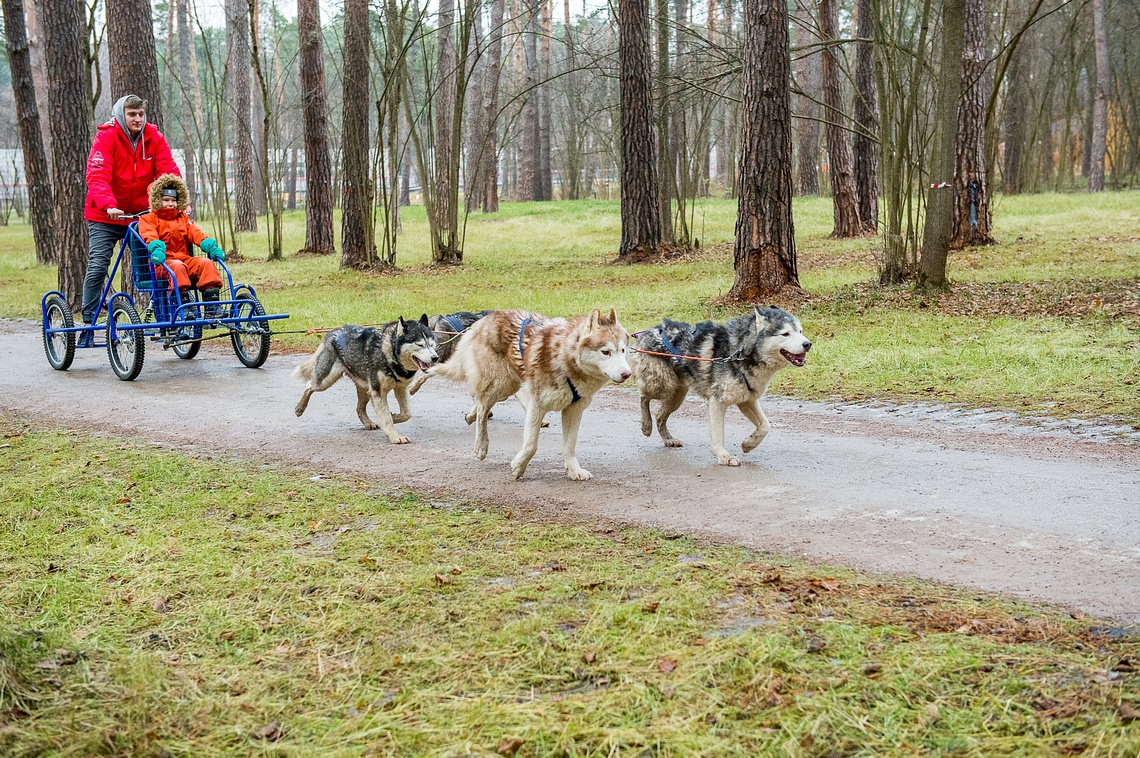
top-left (440, 314), bottom-right (466, 334)
top-left (517, 317), bottom-right (581, 404)
top-left (657, 327), bottom-right (695, 378)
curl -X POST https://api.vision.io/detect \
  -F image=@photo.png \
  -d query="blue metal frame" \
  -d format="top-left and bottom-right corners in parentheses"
top-left (41, 221), bottom-right (289, 364)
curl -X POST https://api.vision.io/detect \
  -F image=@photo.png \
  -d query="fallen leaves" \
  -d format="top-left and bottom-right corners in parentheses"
top-left (658, 658), bottom-right (677, 674)
top-left (152, 596), bottom-right (171, 613)
top-left (496, 737), bottom-right (525, 756)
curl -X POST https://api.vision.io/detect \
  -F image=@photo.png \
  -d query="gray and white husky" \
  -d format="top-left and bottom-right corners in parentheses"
top-left (407, 310), bottom-right (493, 396)
top-left (631, 306), bottom-right (811, 465)
top-left (293, 316), bottom-right (439, 444)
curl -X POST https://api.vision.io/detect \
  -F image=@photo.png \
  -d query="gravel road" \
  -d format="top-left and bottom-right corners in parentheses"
top-left (3, 318), bottom-right (1138, 622)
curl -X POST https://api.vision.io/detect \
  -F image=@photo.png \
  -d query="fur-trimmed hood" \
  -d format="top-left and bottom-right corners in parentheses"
top-left (148, 174), bottom-right (190, 212)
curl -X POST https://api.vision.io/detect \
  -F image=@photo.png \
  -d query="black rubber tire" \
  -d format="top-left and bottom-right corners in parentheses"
top-left (172, 291), bottom-right (201, 360)
top-left (231, 294), bottom-right (270, 369)
top-left (106, 300), bottom-right (146, 381)
top-left (42, 294), bottom-right (76, 371)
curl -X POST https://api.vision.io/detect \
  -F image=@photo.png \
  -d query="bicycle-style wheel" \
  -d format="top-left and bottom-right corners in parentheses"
top-left (42, 293), bottom-right (76, 371)
top-left (231, 294), bottom-right (270, 369)
top-left (107, 301), bottom-right (146, 381)
top-left (172, 291), bottom-right (201, 360)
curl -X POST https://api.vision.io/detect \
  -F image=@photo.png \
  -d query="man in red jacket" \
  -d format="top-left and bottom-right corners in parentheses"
top-left (81, 94), bottom-right (180, 327)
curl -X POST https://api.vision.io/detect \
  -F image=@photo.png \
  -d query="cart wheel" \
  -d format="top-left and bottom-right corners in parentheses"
top-left (107, 301), bottom-right (145, 381)
top-left (43, 293), bottom-right (76, 371)
top-left (172, 291), bottom-right (201, 360)
top-left (231, 294), bottom-right (270, 369)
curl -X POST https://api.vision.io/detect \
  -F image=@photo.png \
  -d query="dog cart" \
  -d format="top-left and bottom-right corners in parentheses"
top-left (41, 221), bottom-right (289, 381)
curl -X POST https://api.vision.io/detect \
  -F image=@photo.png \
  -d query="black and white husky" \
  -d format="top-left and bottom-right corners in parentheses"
top-left (293, 316), bottom-right (439, 444)
top-left (631, 306), bottom-right (811, 465)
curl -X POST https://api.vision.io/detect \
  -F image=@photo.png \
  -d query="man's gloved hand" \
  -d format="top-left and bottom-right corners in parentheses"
top-left (148, 239), bottom-right (167, 265)
top-left (200, 238), bottom-right (224, 261)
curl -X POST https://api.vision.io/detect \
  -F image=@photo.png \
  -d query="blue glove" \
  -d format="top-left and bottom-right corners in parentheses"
top-left (148, 239), bottom-right (167, 265)
top-left (200, 237), bottom-right (220, 258)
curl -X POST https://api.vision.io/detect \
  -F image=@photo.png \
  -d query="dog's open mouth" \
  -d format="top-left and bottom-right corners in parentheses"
top-left (781, 349), bottom-right (807, 367)
top-left (413, 356), bottom-right (433, 371)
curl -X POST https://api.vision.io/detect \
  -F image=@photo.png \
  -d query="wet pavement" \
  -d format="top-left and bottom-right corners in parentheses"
top-left (3, 318), bottom-right (1139, 622)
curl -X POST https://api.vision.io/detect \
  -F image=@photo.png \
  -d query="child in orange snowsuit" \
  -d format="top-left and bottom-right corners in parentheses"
top-left (138, 174), bottom-right (225, 310)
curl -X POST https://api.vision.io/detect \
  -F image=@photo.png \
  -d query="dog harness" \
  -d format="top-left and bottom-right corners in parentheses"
top-left (657, 327), bottom-right (696, 378)
top-left (440, 314), bottom-right (466, 334)
top-left (517, 316), bottom-right (582, 404)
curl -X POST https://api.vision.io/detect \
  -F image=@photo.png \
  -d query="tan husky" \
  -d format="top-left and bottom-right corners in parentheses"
top-left (428, 308), bottom-right (632, 480)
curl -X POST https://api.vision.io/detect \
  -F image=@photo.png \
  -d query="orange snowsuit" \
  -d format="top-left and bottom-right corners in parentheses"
top-left (137, 209), bottom-right (223, 291)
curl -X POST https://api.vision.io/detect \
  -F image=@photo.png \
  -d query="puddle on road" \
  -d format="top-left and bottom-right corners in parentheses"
top-left (778, 397), bottom-right (1140, 445)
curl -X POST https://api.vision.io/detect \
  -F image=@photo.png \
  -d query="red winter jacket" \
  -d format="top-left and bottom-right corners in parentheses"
top-left (84, 121), bottom-right (180, 225)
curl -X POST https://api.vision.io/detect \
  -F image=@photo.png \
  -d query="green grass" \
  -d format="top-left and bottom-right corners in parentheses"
top-left (2, 418), bottom-right (1139, 756)
top-left (2, 193), bottom-right (1138, 419)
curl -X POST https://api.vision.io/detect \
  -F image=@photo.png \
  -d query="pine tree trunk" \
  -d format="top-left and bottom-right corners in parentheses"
top-left (2, 0), bottom-right (57, 264)
top-left (539, 0), bottom-right (553, 200)
top-left (719, 0), bottom-right (737, 196)
top-left (287, 146), bottom-right (298, 210)
top-left (819, 0), bottom-right (861, 237)
top-left (482, 0), bottom-right (506, 212)
top-left (1087, 0), bottom-right (1108, 191)
top-left (655, 0), bottom-right (673, 243)
top-left (918, 0), bottom-right (965, 291)
top-left (226, 0), bottom-right (257, 232)
top-left (340, 0), bottom-right (374, 268)
top-left (432, 0), bottom-right (461, 262)
top-left (728, 0), bottom-right (799, 300)
top-left (105, 0), bottom-right (164, 129)
top-left (951, 0), bottom-right (992, 247)
top-left (520, 0), bottom-right (539, 202)
top-left (793, 0), bottom-right (820, 195)
top-left (177, 0), bottom-right (197, 214)
top-left (852, 0), bottom-right (878, 232)
top-left (1002, 0), bottom-right (1030, 194)
top-left (464, 8), bottom-right (485, 211)
top-left (298, 0), bottom-right (334, 253)
top-left (616, 0), bottom-right (661, 259)
top-left (41, 0), bottom-right (91, 305)
top-left (23, 0), bottom-right (53, 173)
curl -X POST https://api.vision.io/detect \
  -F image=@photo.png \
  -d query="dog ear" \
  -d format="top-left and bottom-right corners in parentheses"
top-left (397, 316), bottom-right (406, 335)
top-left (752, 305), bottom-right (769, 329)
top-left (607, 307), bottom-right (618, 324)
top-left (588, 308), bottom-right (601, 329)
top-left (419, 313), bottom-right (429, 327)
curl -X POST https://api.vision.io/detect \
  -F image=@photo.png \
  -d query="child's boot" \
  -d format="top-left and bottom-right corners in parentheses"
top-left (201, 287), bottom-right (221, 318)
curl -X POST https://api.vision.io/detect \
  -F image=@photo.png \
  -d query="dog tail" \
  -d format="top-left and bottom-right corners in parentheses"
top-left (293, 353), bottom-right (318, 382)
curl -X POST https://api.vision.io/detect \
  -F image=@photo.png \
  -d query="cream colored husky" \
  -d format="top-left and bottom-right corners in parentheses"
top-left (428, 308), bottom-right (632, 480)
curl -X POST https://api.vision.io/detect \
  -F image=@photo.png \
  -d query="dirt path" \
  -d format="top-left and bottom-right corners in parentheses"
top-left (3, 319), bottom-right (1139, 622)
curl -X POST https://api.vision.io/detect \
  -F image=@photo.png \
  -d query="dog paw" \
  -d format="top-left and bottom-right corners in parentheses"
top-left (510, 460), bottom-right (528, 479)
top-left (663, 438), bottom-right (683, 448)
top-left (392, 413), bottom-right (411, 424)
top-left (476, 443), bottom-right (489, 460)
top-left (541, 419), bottom-right (550, 428)
top-left (566, 466), bottom-right (593, 481)
top-left (294, 406), bottom-right (305, 417)
top-left (389, 435), bottom-right (411, 445)
top-left (362, 422), bottom-right (380, 430)
top-left (741, 435), bottom-right (765, 453)
top-left (715, 452), bottom-right (740, 466)
top-left (464, 412), bottom-right (476, 425)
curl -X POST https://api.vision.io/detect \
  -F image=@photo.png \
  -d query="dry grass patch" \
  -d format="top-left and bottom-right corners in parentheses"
top-left (1, 419), bottom-right (1139, 756)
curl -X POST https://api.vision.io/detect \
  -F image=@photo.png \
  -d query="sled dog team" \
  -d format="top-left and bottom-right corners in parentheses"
top-left (294, 305), bottom-right (812, 480)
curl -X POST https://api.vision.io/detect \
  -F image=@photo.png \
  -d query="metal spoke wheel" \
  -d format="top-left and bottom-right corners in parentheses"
top-left (172, 290), bottom-right (201, 360)
top-left (106, 300), bottom-right (146, 381)
top-left (231, 294), bottom-right (270, 368)
top-left (42, 293), bottom-right (76, 371)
